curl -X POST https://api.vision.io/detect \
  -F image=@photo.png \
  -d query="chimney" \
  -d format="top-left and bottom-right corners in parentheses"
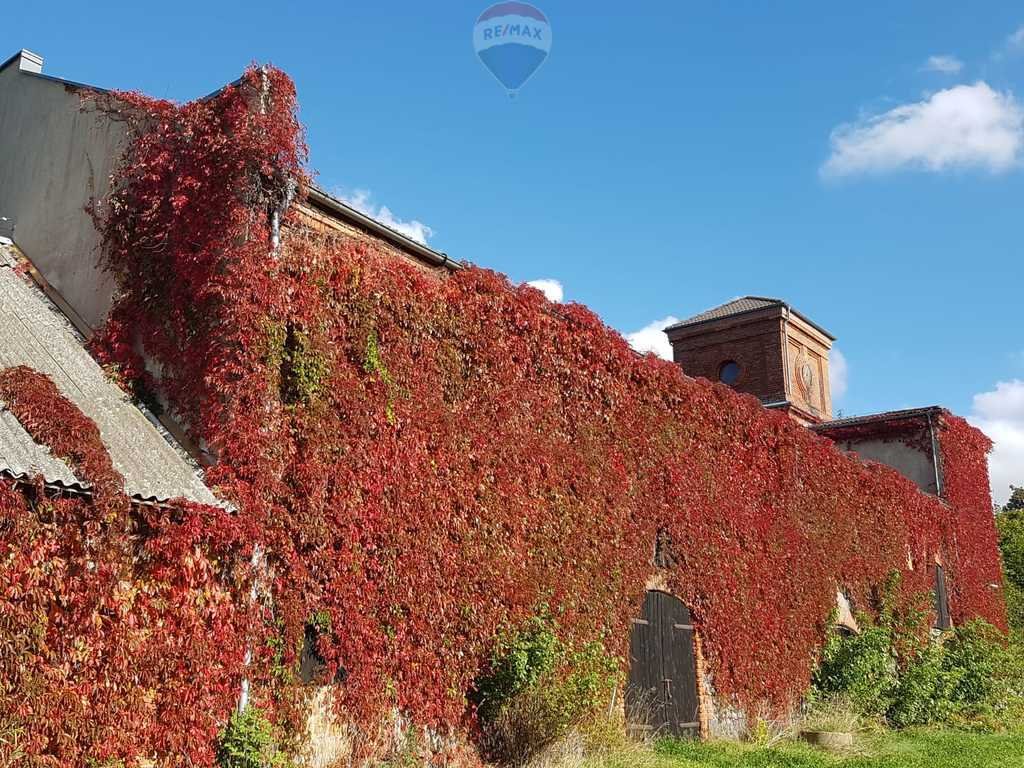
top-left (13, 49), bottom-right (43, 74)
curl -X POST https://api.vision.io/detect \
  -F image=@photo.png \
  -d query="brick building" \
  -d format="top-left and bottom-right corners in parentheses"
top-left (666, 296), bottom-right (835, 425)
top-left (664, 297), bottom-right (953, 499)
top-left (0, 49), bottom-right (1004, 755)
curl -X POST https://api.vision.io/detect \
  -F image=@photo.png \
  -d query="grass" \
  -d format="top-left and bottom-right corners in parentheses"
top-left (577, 729), bottom-right (1024, 768)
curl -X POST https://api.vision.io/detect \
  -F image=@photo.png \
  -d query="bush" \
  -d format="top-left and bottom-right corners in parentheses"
top-left (812, 626), bottom-right (896, 717)
top-left (888, 621), bottom-right (1022, 728)
top-left (886, 639), bottom-right (950, 727)
top-left (942, 623), bottom-right (1006, 711)
top-left (1005, 580), bottom-right (1024, 638)
top-left (216, 707), bottom-right (291, 768)
top-left (474, 614), bottom-right (619, 765)
top-left (476, 615), bottom-right (561, 722)
top-left (813, 617), bottom-right (1024, 730)
top-left (997, 493), bottom-right (1024, 635)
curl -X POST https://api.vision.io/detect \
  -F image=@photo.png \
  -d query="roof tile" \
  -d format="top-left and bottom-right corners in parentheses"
top-left (665, 296), bottom-right (784, 331)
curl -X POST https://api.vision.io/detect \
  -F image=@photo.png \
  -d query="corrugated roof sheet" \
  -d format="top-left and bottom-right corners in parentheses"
top-left (0, 407), bottom-right (79, 484)
top-left (665, 296), bottom-right (784, 331)
top-left (0, 244), bottom-right (218, 505)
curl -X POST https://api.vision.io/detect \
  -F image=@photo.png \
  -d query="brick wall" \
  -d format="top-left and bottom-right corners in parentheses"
top-left (287, 202), bottom-right (450, 278)
top-left (784, 317), bottom-right (832, 421)
top-left (669, 315), bottom-right (787, 404)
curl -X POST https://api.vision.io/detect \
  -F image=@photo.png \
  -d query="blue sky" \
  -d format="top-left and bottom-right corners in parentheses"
top-left (6, 2), bottom-right (1023, 502)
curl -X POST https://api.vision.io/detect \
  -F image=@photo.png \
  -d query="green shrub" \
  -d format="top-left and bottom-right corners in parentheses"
top-left (813, 616), bottom-right (1023, 731)
top-left (887, 639), bottom-right (950, 727)
top-left (998, 491), bottom-right (1024, 635)
top-left (216, 707), bottom-right (291, 768)
top-left (997, 490), bottom-right (1024, 575)
top-left (943, 621), bottom-right (1024, 729)
top-left (812, 626), bottom-right (896, 717)
top-left (475, 613), bottom-right (619, 765)
top-left (1005, 579), bottom-right (1024, 637)
top-left (941, 622), bottom-right (1005, 712)
top-left (476, 614), bottom-right (561, 721)
top-left (887, 620), bottom-right (1020, 729)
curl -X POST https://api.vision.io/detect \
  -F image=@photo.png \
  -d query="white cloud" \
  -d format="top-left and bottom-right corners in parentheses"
top-left (335, 188), bottom-right (434, 244)
top-left (822, 82), bottom-right (1024, 177)
top-left (1009, 25), bottom-right (1024, 51)
top-left (974, 380), bottom-right (1024, 422)
top-left (526, 278), bottom-right (564, 303)
top-left (829, 348), bottom-right (849, 400)
top-left (921, 55), bottom-right (963, 74)
top-left (992, 25), bottom-right (1024, 60)
top-left (968, 379), bottom-right (1024, 507)
top-left (625, 316), bottom-right (681, 361)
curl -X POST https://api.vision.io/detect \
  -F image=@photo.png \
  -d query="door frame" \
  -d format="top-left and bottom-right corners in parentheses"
top-left (626, 586), bottom-right (708, 739)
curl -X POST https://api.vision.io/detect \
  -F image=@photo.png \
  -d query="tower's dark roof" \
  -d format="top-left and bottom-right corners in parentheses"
top-left (665, 296), bottom-right (783, 329)
top-left (665, 295), bottom-right (835, 341)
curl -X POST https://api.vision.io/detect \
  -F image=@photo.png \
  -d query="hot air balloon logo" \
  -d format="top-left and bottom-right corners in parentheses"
top-left (473, 3), bottom-right (552, 96)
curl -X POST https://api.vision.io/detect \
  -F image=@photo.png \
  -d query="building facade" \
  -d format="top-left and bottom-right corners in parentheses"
top-left (0, 49), bottom-right (1007, 763)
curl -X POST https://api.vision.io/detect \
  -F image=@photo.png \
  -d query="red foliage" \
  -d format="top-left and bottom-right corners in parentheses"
top-left (87, 64), bottom-right (307, 457)
top-left (56, 63), bottom-right (1007, 764)
top-left (938, 415), bottom-right (1007, 630)
top-left (0, 371), bottom-right (255, 765)
top-left (0, 365), bottom-right (125, 510)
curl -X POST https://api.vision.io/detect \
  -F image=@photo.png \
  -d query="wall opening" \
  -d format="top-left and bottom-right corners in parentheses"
top-left (626, 590), bottom-right (700, 738)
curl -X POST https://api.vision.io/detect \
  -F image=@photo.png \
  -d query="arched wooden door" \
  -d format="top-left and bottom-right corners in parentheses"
top-left (626, 590), bottom-right (700, 738)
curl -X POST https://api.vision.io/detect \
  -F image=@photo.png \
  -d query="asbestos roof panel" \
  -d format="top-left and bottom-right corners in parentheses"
top-left (0, 407), bottom-right (78, 484)
top-left (0, 245), bottom-right (218, 505)
top-left (665, 296), bottom-right (784, 331)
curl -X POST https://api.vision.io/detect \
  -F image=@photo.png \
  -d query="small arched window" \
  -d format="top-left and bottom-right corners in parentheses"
top-left (718, 360), bottom-right (741, 386)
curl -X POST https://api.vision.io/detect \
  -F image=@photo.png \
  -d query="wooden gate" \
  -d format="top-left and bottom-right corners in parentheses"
top-left (626, 590), bottom-right (700, 738)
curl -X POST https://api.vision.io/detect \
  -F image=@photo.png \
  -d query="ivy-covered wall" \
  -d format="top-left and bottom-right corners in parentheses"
top-left (1, 65), bottom-right (1004, 766)
top-left (0, 367), bottom-right (252, 766)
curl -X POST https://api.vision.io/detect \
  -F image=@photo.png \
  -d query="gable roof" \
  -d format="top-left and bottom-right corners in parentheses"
top-left (0, 243), bottom-right (218, 505)
top-left (665, 295), bottom-right (836, 341)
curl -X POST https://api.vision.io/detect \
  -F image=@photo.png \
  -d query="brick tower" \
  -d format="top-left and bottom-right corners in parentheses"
top-left (664, 296), bottom-right (835, 425)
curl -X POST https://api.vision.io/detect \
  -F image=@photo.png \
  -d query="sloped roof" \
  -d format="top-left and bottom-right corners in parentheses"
top-left (0, 243), bottom-right (218, 504)
top-left (665, 295), bottom-right (836, 341)
top-left (665, 296), bottom-right (784, 330)
top-left (304, 186), bottom-right (459, 272)
top-left (812, 406), bottom-right (943, 433)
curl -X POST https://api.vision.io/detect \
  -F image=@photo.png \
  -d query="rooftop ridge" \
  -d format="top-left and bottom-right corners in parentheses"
top-left (664, 295), bottom-right (835, 341)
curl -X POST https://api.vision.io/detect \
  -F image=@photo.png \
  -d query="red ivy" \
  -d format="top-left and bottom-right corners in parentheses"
top-left (938, 414), bottom-right (1006, 629)
top-left (65, 64), bottom-right (1009, 765)
top-left (0, 365), bottom-right (125, 511)
top-left (0, 371), bottom-right (255, 766)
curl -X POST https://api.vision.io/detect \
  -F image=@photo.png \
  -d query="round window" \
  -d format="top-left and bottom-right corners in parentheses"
top-left (719, 361), bottom-right (741, 386)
